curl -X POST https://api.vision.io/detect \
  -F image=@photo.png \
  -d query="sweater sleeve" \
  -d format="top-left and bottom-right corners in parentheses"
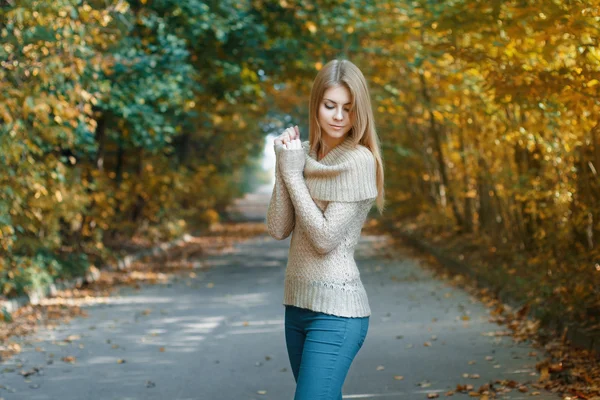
top-left (266, 144), bottom-right (295, 240)
top-left (281, 172), bottom-right (372, 254)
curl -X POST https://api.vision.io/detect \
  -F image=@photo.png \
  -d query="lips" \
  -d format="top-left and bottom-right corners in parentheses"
top-left (330, 124), bottom-right (344, 129)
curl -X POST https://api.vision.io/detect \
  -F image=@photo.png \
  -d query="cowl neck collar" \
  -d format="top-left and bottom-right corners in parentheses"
top-left (299, 135), bottom-right (378, 202)
top-left (306, 135), bottom-right (356, 163)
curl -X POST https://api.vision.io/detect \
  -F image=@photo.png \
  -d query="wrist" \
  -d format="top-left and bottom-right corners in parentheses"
top-left (279, 148), bottom-right (305, 174)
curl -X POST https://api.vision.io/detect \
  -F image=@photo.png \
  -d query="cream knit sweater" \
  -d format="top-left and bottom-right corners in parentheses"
top-left (266, 134), bottom-right (378, 318)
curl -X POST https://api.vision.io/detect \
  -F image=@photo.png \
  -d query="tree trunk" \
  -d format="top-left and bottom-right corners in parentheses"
top-left (457, 112), bottom-right (474, 233)
top-left (419, 71), bottom-right (464, 230)
top-left (130, 148), bottom-right (145, 224)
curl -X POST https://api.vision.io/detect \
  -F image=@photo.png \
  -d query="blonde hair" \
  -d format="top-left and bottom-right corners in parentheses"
top-left (308, 59), bottom-right (385, 215)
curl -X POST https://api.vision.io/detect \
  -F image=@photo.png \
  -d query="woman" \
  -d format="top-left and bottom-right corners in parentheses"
top-left (266, 59), bottom-right (385, 399)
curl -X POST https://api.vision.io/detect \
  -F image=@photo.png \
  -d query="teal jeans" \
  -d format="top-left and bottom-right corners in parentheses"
top-left (284, 305), bottom-right (369, 400)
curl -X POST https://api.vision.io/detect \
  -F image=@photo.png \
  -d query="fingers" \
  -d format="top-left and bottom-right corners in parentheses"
top-left (284, 127), bottom-right (295, 143)
top-left (277, 126), bottom-right (300, 147)
top-left (280, 129), bottom-right (291, 146)
top-left (283, 138), bottom-right (301, 150)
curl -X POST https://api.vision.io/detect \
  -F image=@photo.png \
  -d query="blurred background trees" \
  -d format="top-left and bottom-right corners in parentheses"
top-left (1, 0), bottom-right (599, 327)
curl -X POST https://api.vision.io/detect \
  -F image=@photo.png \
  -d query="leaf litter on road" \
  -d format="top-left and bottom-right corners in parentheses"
top-left (364, 219), bottom-right (600, 399)
top-left (0, 221), bottom-right (265, 364)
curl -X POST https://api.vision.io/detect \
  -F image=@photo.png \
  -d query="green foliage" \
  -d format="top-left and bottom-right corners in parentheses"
top-left (2, 0), bottom-right (599, 331)
top-left (0, 0), bottom-right (294, 298)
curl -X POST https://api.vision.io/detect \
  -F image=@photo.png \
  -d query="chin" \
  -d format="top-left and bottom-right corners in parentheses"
top-left (324, 129), bottom-right (349, 139)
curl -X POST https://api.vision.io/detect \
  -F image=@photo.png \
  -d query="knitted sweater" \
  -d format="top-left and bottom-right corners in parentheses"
top-left (265, 134), bottom-right (378, 318)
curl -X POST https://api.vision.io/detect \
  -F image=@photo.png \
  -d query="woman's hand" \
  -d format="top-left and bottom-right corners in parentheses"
top-left (274, 125), bottom-right (299, 147)
top-left (275, 125), bottom-right (305, 175)
top-left (283, 138), bottom-right (302, 150)
top-left (279, 138), bottom-right (305, 175)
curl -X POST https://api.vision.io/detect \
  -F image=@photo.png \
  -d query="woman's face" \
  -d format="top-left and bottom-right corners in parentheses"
top-left (318, 85), bottom-right (354, 141)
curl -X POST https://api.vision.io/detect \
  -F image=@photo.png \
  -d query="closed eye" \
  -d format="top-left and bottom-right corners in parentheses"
top-left (325, 105), bottom-right (350, 112)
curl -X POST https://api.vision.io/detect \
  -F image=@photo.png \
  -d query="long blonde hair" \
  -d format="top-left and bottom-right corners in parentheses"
top-left (308, 59), bottom-right (385, 215)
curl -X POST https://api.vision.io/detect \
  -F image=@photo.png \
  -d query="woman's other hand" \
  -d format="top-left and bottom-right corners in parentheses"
top-left (275, 125), bottom-right (304, 175)
top-left (283, 138), bottom-right (302, 150)
top-left (279, 137), bottom-right (305, 174)
top-left (274, 125), bottom-right (300, 147)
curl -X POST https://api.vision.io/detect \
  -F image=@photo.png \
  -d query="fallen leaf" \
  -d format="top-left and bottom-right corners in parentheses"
top-left (539, 366), bottom-right (549, 382)
top-left (19, 367), bottom-right (40, 377)
top-left (65, 334), bottom-right (81, 342)
top-left (548, 363), bottom-right (563, 373)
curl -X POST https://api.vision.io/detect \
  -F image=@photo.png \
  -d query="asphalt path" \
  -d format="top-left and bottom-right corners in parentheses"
top-left (0, 184), bottom-right (561, 400)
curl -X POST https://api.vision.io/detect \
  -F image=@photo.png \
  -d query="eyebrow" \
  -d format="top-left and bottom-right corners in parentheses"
top-left (324, 98), bottom-right (352, 105)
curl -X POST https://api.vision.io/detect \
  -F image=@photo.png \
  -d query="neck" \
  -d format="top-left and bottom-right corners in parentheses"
top-left (320, 134), bottom-right (348, 159)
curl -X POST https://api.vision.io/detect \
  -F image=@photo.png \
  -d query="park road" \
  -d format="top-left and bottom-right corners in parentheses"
top-left (0, 183), bottom-right (561, 400)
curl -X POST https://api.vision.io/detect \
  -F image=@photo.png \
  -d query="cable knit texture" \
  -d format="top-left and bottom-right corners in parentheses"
top-left (265, 135), bottom-right (377, 318)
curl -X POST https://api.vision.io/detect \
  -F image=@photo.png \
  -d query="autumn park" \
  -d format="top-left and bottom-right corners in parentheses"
top-left (1, 0), bottom-right (599, 399)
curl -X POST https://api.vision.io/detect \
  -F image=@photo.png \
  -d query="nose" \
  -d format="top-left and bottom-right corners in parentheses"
top-left (334, 108), bottom-right (343, 121)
